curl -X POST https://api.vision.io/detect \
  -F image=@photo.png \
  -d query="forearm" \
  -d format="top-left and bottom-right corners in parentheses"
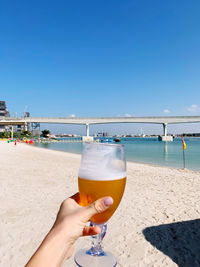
top-left (26, 224), bottom-right (71, 267)
top-left (25, 195), bottom-right (112, 266)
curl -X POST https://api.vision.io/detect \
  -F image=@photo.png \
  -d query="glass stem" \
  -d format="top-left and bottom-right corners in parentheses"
top-left (87, 222), bottom-right (107, 256)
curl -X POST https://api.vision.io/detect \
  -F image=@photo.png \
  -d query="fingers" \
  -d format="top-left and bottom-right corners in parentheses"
top-left (80, 196), bottom-right (113, 222)
top-left (82, 226), bottom-right (101, 236)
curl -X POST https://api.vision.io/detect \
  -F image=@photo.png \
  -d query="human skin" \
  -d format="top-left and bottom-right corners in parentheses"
top-left (26, 193), bottom-right (113, 267)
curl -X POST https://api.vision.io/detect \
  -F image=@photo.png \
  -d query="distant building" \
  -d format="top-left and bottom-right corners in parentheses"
top-left (0, 101), bottom-right (10, 117)
top-left (0, 101), bottom-right (31, 133)
top-left (32, 129), bottom-right (40, 136)
top-left (97, 132), bottom-right (109, 137)
top-left (24, 112), bottom-right (30, 118)
top-left (103, 132), bottom-right (109, 137)
top-left (179, 133), bottom-right (200, 137)
top-left (17, 111), bottom-right (31, 132)
top-left (0, 101), bottom-right (11, 133)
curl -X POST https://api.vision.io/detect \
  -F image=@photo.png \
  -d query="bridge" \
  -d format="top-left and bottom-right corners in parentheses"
top-left (1, 116), bottom-right (200, 141)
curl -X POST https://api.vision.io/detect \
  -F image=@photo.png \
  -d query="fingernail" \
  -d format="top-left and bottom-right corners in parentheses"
top-left (104, 197), bottom-right (113, 207)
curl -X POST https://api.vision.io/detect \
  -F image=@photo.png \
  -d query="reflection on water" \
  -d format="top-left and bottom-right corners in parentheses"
top-left (163, 142), bottom-right (168, 161)
top-left (34, 137), bottom-right (200, 171)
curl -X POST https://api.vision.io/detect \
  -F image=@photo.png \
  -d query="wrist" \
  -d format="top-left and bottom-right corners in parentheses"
top-left (26, 222), bottom-right (72, 267)
top-left (46, 221), bottom-right (73, 257)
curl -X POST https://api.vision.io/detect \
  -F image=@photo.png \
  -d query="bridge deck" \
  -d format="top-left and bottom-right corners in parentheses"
top-left (1, 116), bottom-right (200, 125)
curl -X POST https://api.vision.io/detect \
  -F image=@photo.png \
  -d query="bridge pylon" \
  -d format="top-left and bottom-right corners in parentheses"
top-left (86, 123), bottom-right (89, 137)
top-left (82, 123), bottom-right (93, 142)
top-left (163, 123), bottom-right (167, 136)
top-left (160, 123), bottom-right (173, 141)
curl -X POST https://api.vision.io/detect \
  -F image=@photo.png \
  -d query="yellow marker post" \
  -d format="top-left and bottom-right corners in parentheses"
top-left (182, 135), bottom-right (186, 169)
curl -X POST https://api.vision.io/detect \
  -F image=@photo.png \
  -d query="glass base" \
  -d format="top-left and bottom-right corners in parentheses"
top-left (74, 249), bottom-right (117, 267)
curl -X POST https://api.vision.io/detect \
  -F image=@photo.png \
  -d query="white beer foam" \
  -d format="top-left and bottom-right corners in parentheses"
top-left (78, 144), bottom-right (126, 180)
top-left (79, 168), bottom-right (126, 181)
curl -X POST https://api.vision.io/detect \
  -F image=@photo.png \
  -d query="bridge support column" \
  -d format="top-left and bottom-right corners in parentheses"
top-left (31, 122), bottom-right (40, 137)
top-left (82, 123), bottom-right (94, 142)
top-left (86, 123), bottom-right (89, 137)
top-left (159, 123), bottom-right (173, 141)
top-left (11, 126), bottom-right (14, 140)
top-left (24, 123), bottom-right (28, 131)
top-left (163, 123), bottom-right (167, 136)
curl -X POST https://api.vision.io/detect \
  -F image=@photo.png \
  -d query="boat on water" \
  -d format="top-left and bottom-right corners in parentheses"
top-left (101, 139), bottom-right (112, 143)
top-left (113, 138), bottom-right (121, 142)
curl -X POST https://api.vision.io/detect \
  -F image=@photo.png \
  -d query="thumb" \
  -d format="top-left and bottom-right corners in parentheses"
top-left (80, 197), bottom-right (113, 223)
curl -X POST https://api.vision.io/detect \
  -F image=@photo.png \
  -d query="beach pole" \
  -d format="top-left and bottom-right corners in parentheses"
top-left (182, 148), bottom-right (186, 169)
top-left (181, 135), bottom-right (186, 169)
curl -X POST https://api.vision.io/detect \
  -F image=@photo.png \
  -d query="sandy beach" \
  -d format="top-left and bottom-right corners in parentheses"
top-left (1, 141), bottom-right (200, 267)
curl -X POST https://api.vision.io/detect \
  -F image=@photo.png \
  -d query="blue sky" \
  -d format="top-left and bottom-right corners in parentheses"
top-left (1, 0), bottom-right (200, 134)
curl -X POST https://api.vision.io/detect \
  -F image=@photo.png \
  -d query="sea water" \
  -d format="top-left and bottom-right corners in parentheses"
top-left (34, 137), bottom-right (200, 171)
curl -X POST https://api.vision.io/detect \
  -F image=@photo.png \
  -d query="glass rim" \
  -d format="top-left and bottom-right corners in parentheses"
top-left (84, 142), bottom-right (124, 148)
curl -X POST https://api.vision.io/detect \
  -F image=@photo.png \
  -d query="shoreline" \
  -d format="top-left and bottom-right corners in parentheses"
top-left (2, 136), bottom-right (200, 172)
top-left (1, 141), bottom-right (200, 266)
top-left (32, 142), bottom-right (200, 174)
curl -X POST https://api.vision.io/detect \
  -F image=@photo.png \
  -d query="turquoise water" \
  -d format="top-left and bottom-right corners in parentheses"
top-left (34, 137), bottom-right (200, 171)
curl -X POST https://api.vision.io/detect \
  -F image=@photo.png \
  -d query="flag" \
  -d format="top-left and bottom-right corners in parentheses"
top-left (182, 135), bottom-right (186, 150)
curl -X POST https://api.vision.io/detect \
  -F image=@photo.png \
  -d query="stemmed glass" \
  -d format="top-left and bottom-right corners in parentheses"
top-left (74, 143), bottom-right (126, 267)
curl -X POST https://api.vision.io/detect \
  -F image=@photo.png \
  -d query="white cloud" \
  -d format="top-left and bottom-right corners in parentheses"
top-left (124, 113), bottom-right (131, 117)
top-left (187, 104), bottom-right (199, 112)
top-left (163, 109), bottom-right (170, 114)
top-left (70, 114), bottom-right (76, 118)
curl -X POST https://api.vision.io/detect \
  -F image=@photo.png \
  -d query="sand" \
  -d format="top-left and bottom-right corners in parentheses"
top-left (0, 141), bottom-right (200, 267)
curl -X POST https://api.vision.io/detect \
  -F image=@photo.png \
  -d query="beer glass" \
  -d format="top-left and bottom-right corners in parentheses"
top-left (74, 143), bottom-right (126, 267)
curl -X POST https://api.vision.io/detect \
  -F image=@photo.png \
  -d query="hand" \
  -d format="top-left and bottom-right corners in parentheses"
top-left (53, 193), bottom-right (113, 259)
top-left (26, 193), bottom-right (113, 267)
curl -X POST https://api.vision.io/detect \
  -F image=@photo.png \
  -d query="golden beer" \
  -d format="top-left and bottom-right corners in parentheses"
top-left (78, 176), bottom-right (126, 224)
